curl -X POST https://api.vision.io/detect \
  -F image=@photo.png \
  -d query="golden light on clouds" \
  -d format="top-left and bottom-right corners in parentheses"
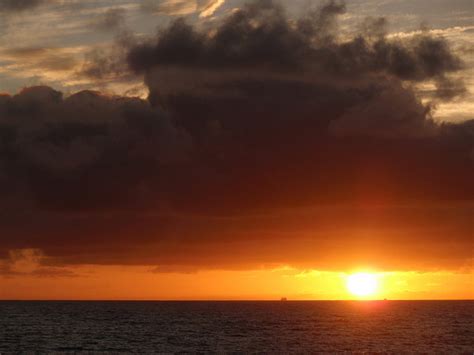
top-left (1, 258), bottom-right (472, 300)
top-left (143, 0), bottom-right (225, 17)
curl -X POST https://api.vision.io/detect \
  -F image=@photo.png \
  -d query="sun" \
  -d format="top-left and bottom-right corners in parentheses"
top-left (346, 273), bottom-right (379, 298)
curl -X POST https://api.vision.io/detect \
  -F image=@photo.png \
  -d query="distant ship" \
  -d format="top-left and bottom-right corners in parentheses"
top-left (280, 297), bottom-right (288, 301)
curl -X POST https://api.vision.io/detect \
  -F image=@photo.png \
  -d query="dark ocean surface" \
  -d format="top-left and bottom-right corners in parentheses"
top-left (0, 301), bottom-right (472, 353)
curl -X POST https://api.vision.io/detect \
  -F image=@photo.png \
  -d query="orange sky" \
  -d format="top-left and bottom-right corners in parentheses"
top-left (1, 264), bottom-right (472, 300)
top-left (1, 249), bottom-right (472, 300)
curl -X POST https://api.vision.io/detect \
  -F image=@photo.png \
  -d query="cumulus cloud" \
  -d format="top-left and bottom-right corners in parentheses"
top-left (0, 86), bottom-right (191, 209)
top-left (129, 0), bottom-right (463, 86)
top-left (0, 0), bottom-right (472, 272)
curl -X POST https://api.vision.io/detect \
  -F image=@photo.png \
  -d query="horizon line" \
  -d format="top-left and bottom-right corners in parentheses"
top-left (1, 299), bottom-right (473, 302)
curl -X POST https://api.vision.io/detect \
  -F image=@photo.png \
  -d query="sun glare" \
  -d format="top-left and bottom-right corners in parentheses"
top-left (346, 273), bottom-right (379, 298)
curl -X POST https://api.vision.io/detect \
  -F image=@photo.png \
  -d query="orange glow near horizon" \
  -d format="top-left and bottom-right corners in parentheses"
top-left (0, 265), bottom-right (472, 301)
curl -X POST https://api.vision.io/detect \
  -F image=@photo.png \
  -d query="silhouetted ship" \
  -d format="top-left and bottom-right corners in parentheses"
top-left (280, 297), bottom-right (288, 301)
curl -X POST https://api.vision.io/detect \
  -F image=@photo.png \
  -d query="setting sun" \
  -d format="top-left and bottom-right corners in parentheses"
top-left (347, 273), bottom-right (379, 298)
top-left (0, 0), bottom-right (472, 352)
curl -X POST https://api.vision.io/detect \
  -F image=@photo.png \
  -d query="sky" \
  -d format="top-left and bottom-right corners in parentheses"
top-left (0, 0), bottom-right (473, 300)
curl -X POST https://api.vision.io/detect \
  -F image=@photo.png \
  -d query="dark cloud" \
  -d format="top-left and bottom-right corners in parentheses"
top-left (0, 86), bottom-right (191, 210)
top-left (128, 0), bottom-right (463, 89)
top-left (0, 0), bottom-right (472, 272)
top-left (0, 249), bottom-right (76, 277)
top-left (0, 0), bottom-right (47, 12)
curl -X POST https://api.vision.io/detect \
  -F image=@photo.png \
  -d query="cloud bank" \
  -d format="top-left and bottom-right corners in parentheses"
top-left (0, 0), bottom-right (472, 272)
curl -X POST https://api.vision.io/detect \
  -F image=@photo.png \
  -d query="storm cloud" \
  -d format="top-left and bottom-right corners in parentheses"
top-left (128, 0), bottom-right (463, 86)
top-left (0, 0), bottom-right (472, 272)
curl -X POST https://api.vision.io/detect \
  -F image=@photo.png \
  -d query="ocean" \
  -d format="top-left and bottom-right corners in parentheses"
top-left (0, 301), bottom-right (472, 353)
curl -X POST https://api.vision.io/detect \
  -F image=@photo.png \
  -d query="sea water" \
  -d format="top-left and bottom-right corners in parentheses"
top-left (0, 301), bottom-right (472, 352)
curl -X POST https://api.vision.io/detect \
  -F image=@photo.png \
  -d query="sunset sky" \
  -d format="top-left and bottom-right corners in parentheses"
top-left (0, 0), bottom-right (472, 300)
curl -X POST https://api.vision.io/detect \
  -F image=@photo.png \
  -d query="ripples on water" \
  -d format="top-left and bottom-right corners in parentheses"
top-left (0, 301), bottom-right (472, 353)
